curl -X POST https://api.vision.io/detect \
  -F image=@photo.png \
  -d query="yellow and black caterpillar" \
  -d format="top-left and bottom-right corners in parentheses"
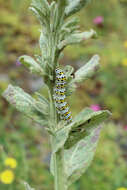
top-left (53, 68), bottom-right (73, 123)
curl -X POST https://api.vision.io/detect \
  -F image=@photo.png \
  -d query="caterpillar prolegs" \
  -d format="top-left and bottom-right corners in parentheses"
top-left (53, 68), bottom-right (73, 123)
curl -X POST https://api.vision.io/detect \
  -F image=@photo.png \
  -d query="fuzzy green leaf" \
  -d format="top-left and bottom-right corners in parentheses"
top-left (65, 0), bottom-right (91, 17)
top-left (50, 108), bottom-right (111, 178)
top-left (49, 1), bottom-right (58, 32)
top-left (58, 0), bottom-right (67, 19)
top-left (64, 17), bottom-right (79, 27)
top-left (65, 108), bottom-right (111, 149)
top-left (60, 17), bottom-right (79, 40)
top-left (35, 92), bottom-right (49, 105)
top-left (62, 17), bottom-right (79, 31)
top-left (64, 125), bottom-right (102, 186)
top-left (58, 29), bottom-right (96, 50)
top-left (39, 32), bottom-right (47, 60)
top-left (66, 55), bottom-right (100, 95)
top-left (19, 55), bottom-right (44, 76)
top-left (31, 0), bottom-right (50, 16)
top-left (30, 0), bottom-right (50, 26)
top-left (35, 95), bottom-right (49, 116)
top-left (63, 108), bottom-right (111, 186)
top-left (51, 108), bottom-right (111, 153)
top-left (74, 54), bottom-right (100, 83)
top-left (30, 7), bottom-right (47, 26)
top-left (51, 122), bottom-right (70, 154)
top-left (2, 85), bottom-right (48, 125)
top-left (50, 123), bottom-right (73, 176)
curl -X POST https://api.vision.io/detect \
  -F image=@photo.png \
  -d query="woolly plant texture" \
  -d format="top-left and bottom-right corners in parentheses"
top-left (3, 0), bottom-right (111, 190)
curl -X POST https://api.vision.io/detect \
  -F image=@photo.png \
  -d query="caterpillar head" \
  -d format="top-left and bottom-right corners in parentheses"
top-left (55, 68), bottom-right (64, 75)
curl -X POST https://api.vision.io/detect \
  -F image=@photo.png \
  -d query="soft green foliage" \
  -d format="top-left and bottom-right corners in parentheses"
top-left (65, 125), bottom-right (102, 186)
top-left (19, 55), bottom-right (44, 76)
top-left (58, 29), bottom-right (96, 50)
top-left (51, 108), bottom-right (110, 184)
top-left (2, 0), bottom-right (111, 189)
top-left (3, 85), bottom-right (49, 125)
top-left (65, 0), bottom-right (127, 121)
top-left (51, 109), bottom-right (110, 154)
top-left (0, 116), bottom-right (126, 190)
top-left (65, 0), bottom-right (90, 17)
top-left (74, 55), bottom-right (100, 83)
top-left (70, 123), bottom-right (127, 190)
top-left (65, 108), bottom-right (110, 148)
top-left (1, 0), bottom-right (127, 123)
top-left (0, 0), bottom-right (127, 189)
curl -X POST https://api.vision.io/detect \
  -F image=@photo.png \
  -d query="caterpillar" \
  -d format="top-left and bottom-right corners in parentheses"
top-left (53, 68), bottom-right (73, 123)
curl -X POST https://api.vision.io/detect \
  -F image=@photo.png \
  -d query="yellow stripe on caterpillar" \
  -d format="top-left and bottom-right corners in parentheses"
top-left (53, 67), bottom-right (73, 123)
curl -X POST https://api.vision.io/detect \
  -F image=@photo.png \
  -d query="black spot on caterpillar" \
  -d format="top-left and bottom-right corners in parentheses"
top-left (53, 68), bottom-right (73, 123)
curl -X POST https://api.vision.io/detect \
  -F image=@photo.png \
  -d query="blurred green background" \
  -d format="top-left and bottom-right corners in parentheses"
top-left (0, 0), bottom-right (127, 189)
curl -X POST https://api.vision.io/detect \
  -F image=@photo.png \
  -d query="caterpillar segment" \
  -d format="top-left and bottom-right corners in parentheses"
top-left (53, 68), bottom-right (73, 123)
top-left (56, 84), bottom-right (65, 89)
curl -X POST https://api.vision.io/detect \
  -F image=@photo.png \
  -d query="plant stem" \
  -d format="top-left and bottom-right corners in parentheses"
top-left (49, 88), bottom-right (67, 190)
top-left (53, 149), bottom-right (67, 190)
top-left (48, 2), bottom-right (67, 188)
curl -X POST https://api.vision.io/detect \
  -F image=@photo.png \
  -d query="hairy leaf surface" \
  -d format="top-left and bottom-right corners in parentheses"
top-left (74, 55), bottom-right (100, 83)
top-left (65, 0), bottom-right (91, 16)
top-left (58, 29), bottom-right (96, 50)
top-left (51, 108), bottom-right (111, 153)
top-left (3, 85), bottom-right (49, 125)
top-left (19, 55), bottom-right (44, 76)
top-left (64, 125), bottom-right (102, 186)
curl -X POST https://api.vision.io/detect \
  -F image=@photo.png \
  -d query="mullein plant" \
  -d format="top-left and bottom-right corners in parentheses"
top-left (3, 0), bottom-right (111, 190)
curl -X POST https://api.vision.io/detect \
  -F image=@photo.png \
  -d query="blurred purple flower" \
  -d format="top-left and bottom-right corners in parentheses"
top-left (90, 104), bottom-right (101, 111)
top-left (93, 16), bottom-right (104, 26)
top-left (16, 60), bottom-right (21, 66)
top-left (124, 126), bottom-right (127, 130)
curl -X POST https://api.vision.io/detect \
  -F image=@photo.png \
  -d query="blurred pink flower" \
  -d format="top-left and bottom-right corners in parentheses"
top-left (16, 60), bottom-right (21, 66)
top-left (124, 126), bottom-right (127, 130)
top-left (90, 104), bottom-right (101, 111)
top-left (93, 16), bottom-right (104, 25)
